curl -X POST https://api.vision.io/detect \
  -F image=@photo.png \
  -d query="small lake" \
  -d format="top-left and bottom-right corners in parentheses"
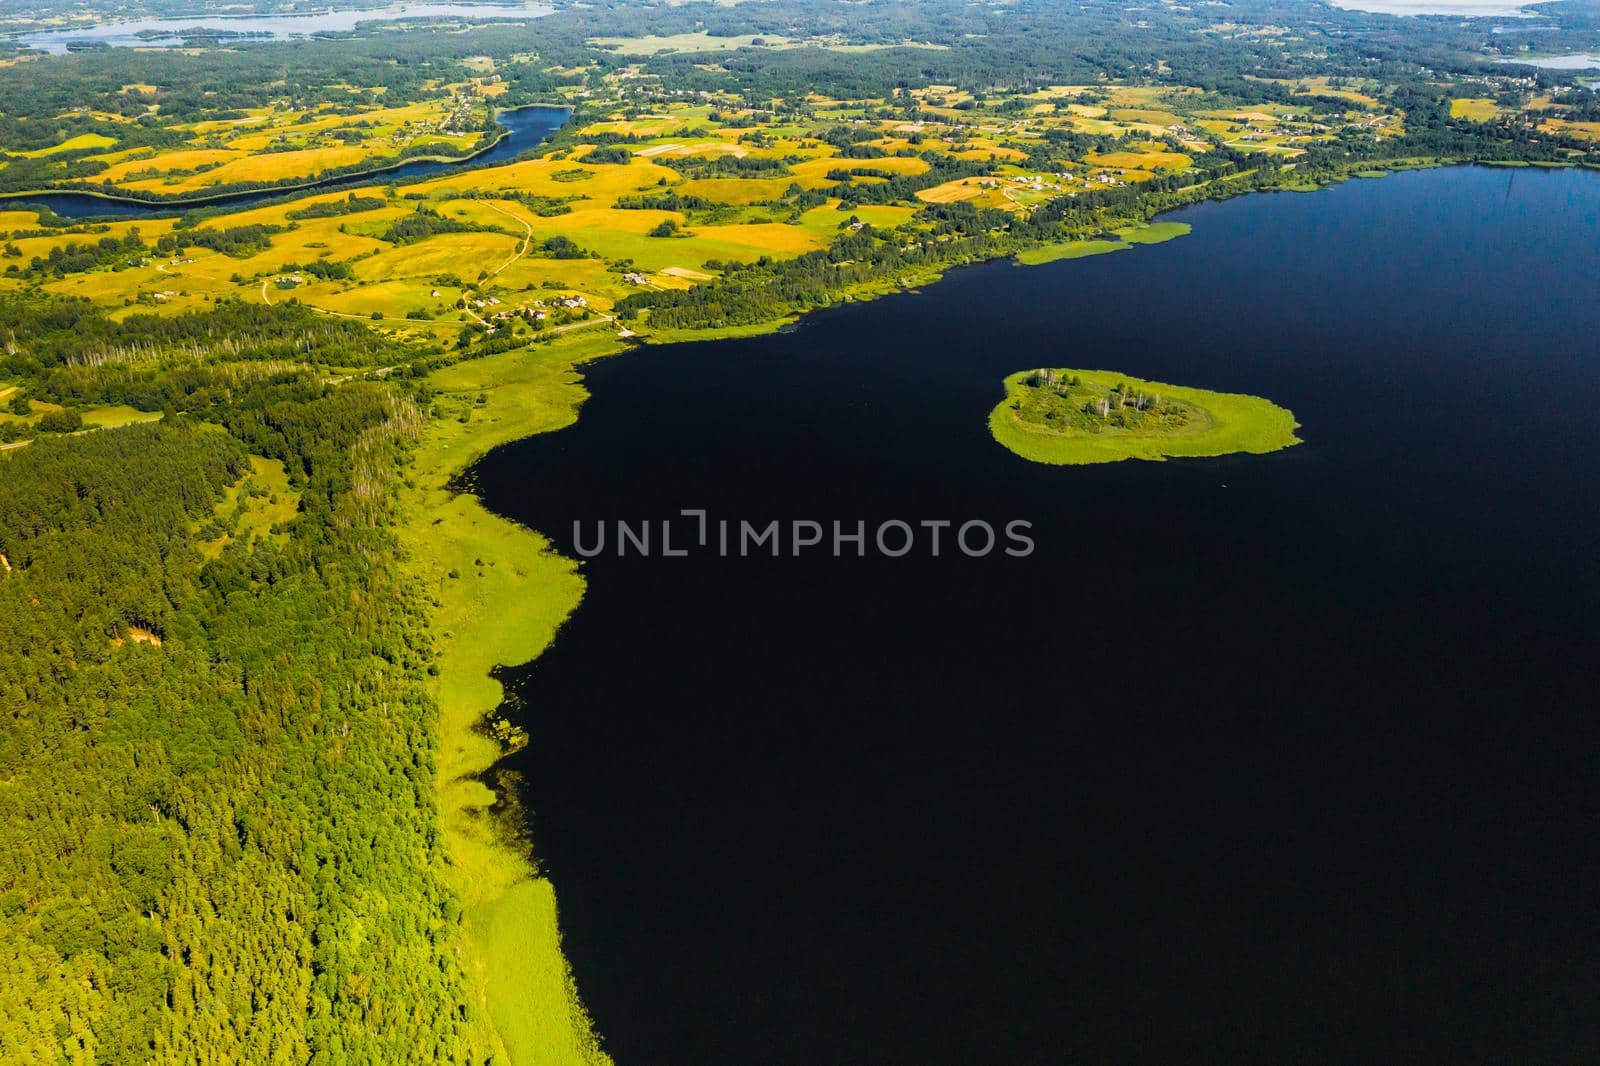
top-left (6, 104), bottom-right (569, 220)
top-left (472, 166), bottom-right (1600, 1063)
top-left (16, 2), bottom-right (551, 55)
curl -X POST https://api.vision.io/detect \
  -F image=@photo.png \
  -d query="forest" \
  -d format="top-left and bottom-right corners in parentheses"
top-left (0, 362), bottom-right (509, 1060)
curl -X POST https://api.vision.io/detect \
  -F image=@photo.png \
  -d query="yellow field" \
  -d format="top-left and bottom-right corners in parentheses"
top-left (416, 156), bottom-right (679, 201)
top-left (1088, 147), bottom-right (1191, 171)
top-left (136, 147), bottom-right (391, 194)
top-left (789, 155), bottom-right (930, 180)
top-left (1111, 108), bottom-right (1184, 126)
top-left (914, 177), bottom-right (1016, 209)
top-left (952, 142), bottom-right (1030, 162)
top-left (0, 210), bottom-right (43, 229)
top-left (797, 202), bottom-right (916, 236)
top-left (916, 178), bottom-right (983, 204)
top-left (1297, 77), bottom-right (1381, 108)
top-left (1450, 98), bottom-right (1501, 122)
top-left (58, 98), bottom-right (484, 195)
top-left (671, 176), bottom-right (808, 203)
top-left (1066, 115), bottom-right (1123, 135)
top-left (357, 232), bottom-right (521, 282)
top-left (91, 149), bottom-right (242, 184)
top-left (16, 133), bottom-right (117, 157)
top-left (1540, 118), bottom-right (1600, 141)
top-left (1104, 86), bottom-right (1178, 107)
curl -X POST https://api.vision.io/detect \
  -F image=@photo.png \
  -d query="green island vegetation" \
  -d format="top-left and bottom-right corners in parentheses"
top-left (0, 0), bottom-right (1597, 1058)
top-left (990, 368), bottom-right (1301, 464)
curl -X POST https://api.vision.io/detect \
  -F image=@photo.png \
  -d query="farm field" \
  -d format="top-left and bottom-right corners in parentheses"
top-left (22, 96), bottom-right (495, 198)
top-left (9, 69), bottom-right (1595, 368)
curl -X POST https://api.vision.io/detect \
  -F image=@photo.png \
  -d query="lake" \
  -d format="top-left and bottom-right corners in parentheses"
top-left (1328, 0), bottom-right (1535, 16)
top-left (16, 2), bottom-right (551, 55)
top-left (7, 104), bottom-right (569, 220)
top-left (472, 166), bottom-right (1600, 1063)
top-left (1518, 53), bottom-right (1600, 69)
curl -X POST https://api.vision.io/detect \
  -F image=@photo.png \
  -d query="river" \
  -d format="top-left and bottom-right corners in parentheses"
top-left (470, 166), bottom-right (1600, 1063)
top-left (8, 104), bottom-right (569, 220)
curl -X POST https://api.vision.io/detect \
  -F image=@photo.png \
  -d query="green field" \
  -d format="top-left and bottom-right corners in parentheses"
top-left (989, 367), bottom-right (1300, 464)
top-left (1015, 222), bottom-right (1191, 265)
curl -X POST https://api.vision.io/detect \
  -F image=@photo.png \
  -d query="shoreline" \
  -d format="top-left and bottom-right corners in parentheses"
top-left (401, 330), bottom-right (627, 1065)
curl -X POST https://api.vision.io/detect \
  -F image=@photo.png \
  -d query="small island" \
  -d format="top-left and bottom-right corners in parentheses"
top-left (989, 368), bottom-right (1300, 465)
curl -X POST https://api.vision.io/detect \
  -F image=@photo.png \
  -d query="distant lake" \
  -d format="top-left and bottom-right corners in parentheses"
top-left (1517, 52), bottom-right (1600, 69)
top-left (473, 166), bottom-right (1600, 1063)
top-left (17, 2), bottom-right (550, 55)
top-left (1329, 0), bottom-right (1533, 14)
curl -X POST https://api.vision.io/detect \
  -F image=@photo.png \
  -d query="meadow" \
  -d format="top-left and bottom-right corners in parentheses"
top-left (403, 330), bottom-right (628, 1066)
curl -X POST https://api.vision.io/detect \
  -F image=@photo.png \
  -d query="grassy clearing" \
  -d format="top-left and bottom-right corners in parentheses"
top-left (79, 405), bottom-right (165, 430)
top-left (1014, 238), bottom-right (1130, 265)
top-left (1014, 221), bottom-right (1190, 265)
top-left (401, 331), bottom-right (627, 1066)
top-left (989, 367), bottom-right (1300, 465)
top-left (196, 455), bottom-right (298, 560)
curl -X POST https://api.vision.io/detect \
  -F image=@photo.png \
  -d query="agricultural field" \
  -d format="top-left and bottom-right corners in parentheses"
top-left (4, 63), bottom-right (1596, 391)
top-left (1451, 97), bottom-right (1505, 121)
top-left (13, 95), bottom-right (496, 198)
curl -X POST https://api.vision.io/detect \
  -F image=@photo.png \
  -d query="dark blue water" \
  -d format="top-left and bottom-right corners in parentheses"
top-left (7, 105), bottom-right (568, 220)
top-left (472, 166), bottom-right (1600, 1064)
